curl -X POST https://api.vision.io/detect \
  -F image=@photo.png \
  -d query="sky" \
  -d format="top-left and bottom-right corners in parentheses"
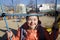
top-left (0, 0), bottom-right (60, 6)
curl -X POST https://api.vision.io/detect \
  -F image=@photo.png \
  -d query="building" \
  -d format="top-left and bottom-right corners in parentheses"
top-left (16, 4), bottom-right (26, 14)
top-left (38, 4), bottom-right (54, 12)
top-left (38, 4), bottom-right (60, 12)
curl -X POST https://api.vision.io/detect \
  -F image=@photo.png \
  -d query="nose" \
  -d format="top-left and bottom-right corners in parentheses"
top-left (31, 20), bottom-right (34, 24)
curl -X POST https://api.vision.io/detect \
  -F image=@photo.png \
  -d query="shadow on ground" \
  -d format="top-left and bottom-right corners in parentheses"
top-left (0, 28), bottom-right (17, 40)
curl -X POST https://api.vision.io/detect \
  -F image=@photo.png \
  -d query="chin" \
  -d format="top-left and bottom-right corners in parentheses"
top-left (30, 26), bottom-right (36, 28)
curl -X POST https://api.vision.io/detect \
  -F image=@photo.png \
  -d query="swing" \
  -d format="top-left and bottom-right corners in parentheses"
top-left (0, 13), bottom-right (45, 40)
top-left (0, 0), bottom-right (58, 40)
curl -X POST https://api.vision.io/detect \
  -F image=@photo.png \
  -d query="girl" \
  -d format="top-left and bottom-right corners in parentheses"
top-left (7, 12), bottom-right (59, 40)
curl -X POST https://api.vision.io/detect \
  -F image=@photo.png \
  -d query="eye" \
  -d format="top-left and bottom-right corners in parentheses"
top-left (34, 19), bottom-right (37, 21)
top-left (34, 17), bottom-right (38, 21)
top-left (28, 18), bottom-right (31, 21)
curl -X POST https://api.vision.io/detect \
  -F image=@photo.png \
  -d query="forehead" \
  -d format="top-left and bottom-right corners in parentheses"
top-left (28, 16), bottom-right (38, 19)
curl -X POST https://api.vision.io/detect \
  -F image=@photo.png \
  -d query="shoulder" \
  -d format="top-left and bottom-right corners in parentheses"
top-left (18, 22), bottom-right (28, 30)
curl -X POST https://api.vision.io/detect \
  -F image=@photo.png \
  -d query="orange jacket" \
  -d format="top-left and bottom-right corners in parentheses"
top-left (7, 22), bottom-right (59, 40)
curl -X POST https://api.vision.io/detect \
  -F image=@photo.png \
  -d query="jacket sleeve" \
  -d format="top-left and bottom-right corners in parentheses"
top-left (7, 28), bottom-right (21, 40)
top-left (50, 26), bottom-right (59, 40)
top-left (43, 27), bottom-right (51, 40)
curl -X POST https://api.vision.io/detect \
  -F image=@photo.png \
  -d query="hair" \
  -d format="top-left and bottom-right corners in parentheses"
top-left (21, 10), bottom-right (41, 29)
top-left (26, 10), bottom-right (38, 19)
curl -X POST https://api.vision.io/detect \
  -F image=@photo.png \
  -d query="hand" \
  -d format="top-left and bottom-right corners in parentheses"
top-left (6, 31), bottom-right (13, 38)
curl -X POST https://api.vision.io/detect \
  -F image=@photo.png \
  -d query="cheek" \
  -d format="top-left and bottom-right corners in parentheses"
top-left (34, 21), bottom-right (38, 25)
top-left (27, 21), bottom-right (31, 25)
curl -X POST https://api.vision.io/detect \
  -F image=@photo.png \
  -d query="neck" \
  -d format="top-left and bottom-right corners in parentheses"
top-left (28, 26), bottom-right (37, 30)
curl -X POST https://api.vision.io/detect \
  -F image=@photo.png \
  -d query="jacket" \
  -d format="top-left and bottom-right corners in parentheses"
top-left (7, 22), bottom-right (59, 40)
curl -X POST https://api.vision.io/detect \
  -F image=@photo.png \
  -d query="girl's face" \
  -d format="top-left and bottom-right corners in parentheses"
top-left (27, 16), bottom-right (38, 29)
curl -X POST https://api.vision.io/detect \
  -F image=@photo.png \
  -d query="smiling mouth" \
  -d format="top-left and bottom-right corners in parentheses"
top-left (30, 24), bottom-right (35, 26)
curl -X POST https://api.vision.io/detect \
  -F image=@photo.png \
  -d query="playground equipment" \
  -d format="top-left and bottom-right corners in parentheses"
top-left (0, 13), bottom-right (45, 40)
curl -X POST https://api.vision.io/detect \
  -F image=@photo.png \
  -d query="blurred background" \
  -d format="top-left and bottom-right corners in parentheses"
top-left (0, 0), bottom-right (60, 40)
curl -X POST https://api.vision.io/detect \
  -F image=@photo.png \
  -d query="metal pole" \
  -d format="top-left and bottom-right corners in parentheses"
top-left (35, 0), bottom-right (37, 13)
top-left (3, 16), bottom-right (12, 40)
top-left (12, 0), bottom-right (13, 8)
top-left (53, 0), bottom-right (58, 40)
top-left (1, 13), bottom-right (12, 40)
top-left (11, 0), bottom-right (14, 18)
top-left (1, 0), bottom-right (4, 12)
top-left (55, 0), bottom-right (57, 23)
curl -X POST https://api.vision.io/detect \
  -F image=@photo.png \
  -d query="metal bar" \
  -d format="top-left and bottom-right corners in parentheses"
top-left (1, 0), bottom-right (4, 12)
top-left (53, 0), bottom-right (57, 40)
top-left (21, 29), bottom-right (24, 40)
top-left (3, 17), bottom-right (10, 31)
top-left (0, 13), bottom-right (45, 17)
top-left (3, 16), bottom-right (12, 40)
top-left (55, 0), bottom-right (57, 23)
top-left (35, 0), bottom-right (38, 13)
top-left (11, 0), bottom-right (14, 18)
